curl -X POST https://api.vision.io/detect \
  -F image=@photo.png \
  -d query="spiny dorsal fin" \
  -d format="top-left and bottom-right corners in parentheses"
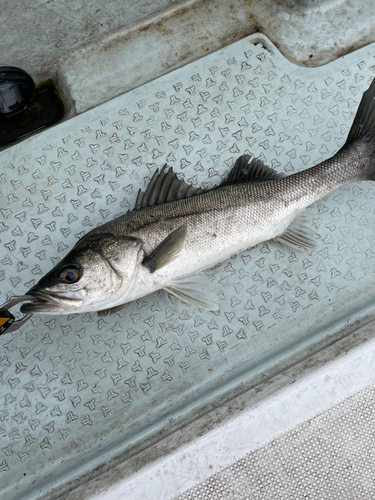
top-left (220, 154), bottom-right (284, 187)
top-left (143, 226), bottom-right (187, 273)
top-left (274, 211), bottom-right (316, 254)
top-left (135, 165), bottom-right (204, 209)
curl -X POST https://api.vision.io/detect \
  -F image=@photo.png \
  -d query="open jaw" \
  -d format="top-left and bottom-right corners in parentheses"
top-left (20, 290), bottom-right (84, 314)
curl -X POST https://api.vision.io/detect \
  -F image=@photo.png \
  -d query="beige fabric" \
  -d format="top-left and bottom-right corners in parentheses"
top-left (176, 386), bottom-right (375, 499)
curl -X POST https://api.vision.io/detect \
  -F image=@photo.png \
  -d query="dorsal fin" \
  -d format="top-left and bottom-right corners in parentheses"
top-left (135, 165), bottom-right (204, 209)
top-left (219, 154), bottom-right (283, 187)
top-left (134, 155), bottom-right (281, 211)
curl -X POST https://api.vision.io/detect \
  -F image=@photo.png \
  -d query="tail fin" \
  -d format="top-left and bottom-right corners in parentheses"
top-left (347, 78), bottom-right (375, 145)
top-left (343, 78), bottom-right (375, 181)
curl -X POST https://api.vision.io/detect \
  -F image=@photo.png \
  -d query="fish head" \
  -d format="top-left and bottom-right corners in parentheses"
top-left (21, 233), bottom-right (143, 314)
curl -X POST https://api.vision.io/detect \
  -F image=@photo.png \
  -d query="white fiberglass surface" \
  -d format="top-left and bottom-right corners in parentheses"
top-left (1, 34), bottom-right (375, 500)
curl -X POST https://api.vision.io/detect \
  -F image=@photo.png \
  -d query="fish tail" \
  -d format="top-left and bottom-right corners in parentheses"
top-left (344, 78), bottom-right (375, 181)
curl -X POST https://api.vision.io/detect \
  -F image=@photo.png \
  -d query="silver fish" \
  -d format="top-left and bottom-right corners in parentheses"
top-left (21, 79), bottom-right (375, 316)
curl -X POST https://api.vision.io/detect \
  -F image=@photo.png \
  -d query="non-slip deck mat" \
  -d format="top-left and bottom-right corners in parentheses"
top-left (1, 34), bottom-right (375, 500)
top-left (175, 383), bottom-right (375, 500)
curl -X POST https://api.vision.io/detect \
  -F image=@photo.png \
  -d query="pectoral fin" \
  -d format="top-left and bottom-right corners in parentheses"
top-left (165, 272), bottom-right (219, 310)
top-left (143, 226), bottom-right (187, 273)
top-left (97, 304), bottom-right (127, 317)
top-left (274, 211), bottom-right (316, 254)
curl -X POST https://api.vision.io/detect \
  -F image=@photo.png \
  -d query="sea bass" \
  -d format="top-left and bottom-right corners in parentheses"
top-left (21, 79), bottom-right (375, 316)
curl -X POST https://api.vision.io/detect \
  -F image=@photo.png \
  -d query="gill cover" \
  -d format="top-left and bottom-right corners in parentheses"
top-left (22, 234), bottom-right (142, 314)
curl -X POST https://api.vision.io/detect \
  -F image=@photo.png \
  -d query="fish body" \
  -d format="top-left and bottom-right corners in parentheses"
top-left (21, 79), bottom-right (375, 315)
top-left (100, 158), bottom-right (347, 302)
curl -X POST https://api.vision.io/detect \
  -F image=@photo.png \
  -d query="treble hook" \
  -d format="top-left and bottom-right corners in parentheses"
top-left (0, 295), bottom-right (34, 335)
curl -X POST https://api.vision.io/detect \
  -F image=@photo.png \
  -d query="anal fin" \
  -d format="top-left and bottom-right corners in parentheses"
top-left (165, 272), bottom-right (219, 311)
top-left (274, 211), bottom-right (316, 254)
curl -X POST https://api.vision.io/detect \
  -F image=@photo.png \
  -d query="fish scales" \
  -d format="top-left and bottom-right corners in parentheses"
top-left (100, 141), bottom-right (369, 278)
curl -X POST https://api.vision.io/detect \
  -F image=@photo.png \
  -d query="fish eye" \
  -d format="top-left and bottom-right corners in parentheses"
top-left (60, 266), bottom-right (81, 284)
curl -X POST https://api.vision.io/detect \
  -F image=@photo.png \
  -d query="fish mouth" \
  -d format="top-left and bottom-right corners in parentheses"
top-left (20, 290), bottom-right (84, 314)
